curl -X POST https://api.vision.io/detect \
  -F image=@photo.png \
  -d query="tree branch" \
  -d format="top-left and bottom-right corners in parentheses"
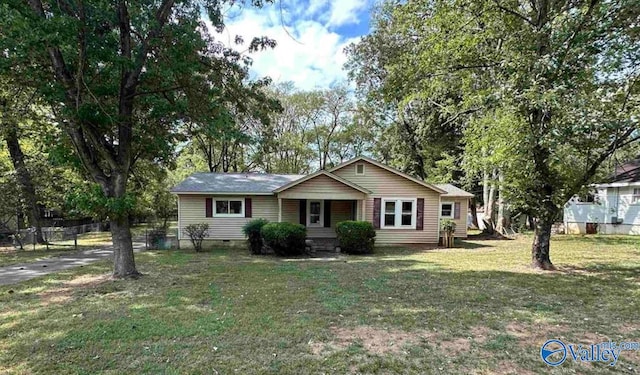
top-left (492, 1), bottom-right (535, 26)
top-left (567, 126), bottom-right (639, 201)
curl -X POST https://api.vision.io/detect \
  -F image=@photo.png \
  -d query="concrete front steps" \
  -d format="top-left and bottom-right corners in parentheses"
top-left (306, 238), bottom-right (340, 254)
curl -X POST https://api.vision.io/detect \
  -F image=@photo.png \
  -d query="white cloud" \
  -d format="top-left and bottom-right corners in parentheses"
top-left (327, 0), bottom-right (369, 27)
top-left (214, 1), bottom-right (369, 90)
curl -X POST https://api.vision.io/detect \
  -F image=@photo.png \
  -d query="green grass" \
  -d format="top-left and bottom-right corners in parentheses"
top-left (1, 234), bottom-right (639, 374)
top-left (0, 232), bottom-right (114, 267)
top-left (0, 222), bottom-right (178, 267)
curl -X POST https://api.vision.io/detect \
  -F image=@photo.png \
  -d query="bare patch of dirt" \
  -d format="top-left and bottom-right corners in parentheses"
top-left (308, 340), bottom-right (325, 356)
top-left (577, 331), bottom-right (610, 344)
top-left (310, 326), bottom-right (439, 356)
top-left (38, 273), bottom-right (110, 305)
top-left (470, 326), bottom-right (491, 344)
top-left (492, 360), bottom-right (535, 375)
top-left (505, 321), bottom-right (568, 348)
top-left (442, 337), bottom-right (471, 355)
top-left (617, 323), bottom-right (640, 334)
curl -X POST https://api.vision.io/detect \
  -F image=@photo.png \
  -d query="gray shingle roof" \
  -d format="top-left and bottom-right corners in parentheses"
top-left (434, 184), bottom-right (475, 197)
top-left (171, 173), bottom-right (305, 194)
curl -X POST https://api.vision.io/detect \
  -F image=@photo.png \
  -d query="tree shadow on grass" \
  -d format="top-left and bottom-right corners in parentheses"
top-left (553, 234), bottom-right (640, 246)
top-left (374, 241), bottom-right (493, 256)
top-left (556, 263), bottom-right (640, 277)
top-left (2, 249), bottom-right (639, 375)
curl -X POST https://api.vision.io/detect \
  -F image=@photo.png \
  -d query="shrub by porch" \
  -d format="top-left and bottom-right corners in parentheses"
top-left (335, 220), bottom-right (376, 254)
top-left (260, 222), bottom-right (307, 256)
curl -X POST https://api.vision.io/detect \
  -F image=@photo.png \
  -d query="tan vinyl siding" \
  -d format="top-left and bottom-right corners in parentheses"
top-left (331, 200), bottom-right (354, 226)
top-left (278, 174), bottom-right (366, 200)
top-left (450, 198), bottom-right (469, 238)
top-left (281, 199), bottom-right (299, 224)
top-left (178, 194), bottom-right (278, 240)
top-left (333, 160), bottom-right (441, 244)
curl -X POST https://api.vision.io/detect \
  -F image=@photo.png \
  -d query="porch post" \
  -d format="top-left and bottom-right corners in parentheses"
top-left (361, 199), bottom-right (366, 221)
top-left (278, 197), bottom-right (282, 222)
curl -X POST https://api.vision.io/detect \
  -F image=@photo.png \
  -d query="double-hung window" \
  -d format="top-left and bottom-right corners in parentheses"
top-left (441, 202), bottom-right (454, 218)
top-left (633, 188), bottom-right (640, 204)
top-left (381, 198), bottom-right (417, 229)
top-left (215, 198), bottom-right (244, 217)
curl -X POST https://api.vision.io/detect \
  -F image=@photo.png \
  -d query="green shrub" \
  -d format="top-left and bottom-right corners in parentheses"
top-left (242, 218), bottom-right (269, 255)
top-left (184, 223), bottom-right (209, 252)
top-left (260, 222), bottom-right (307, 256)
top-left (440, 219), bottom-right (456, 234)
top-left (335, 221), bottom-right (376, 254)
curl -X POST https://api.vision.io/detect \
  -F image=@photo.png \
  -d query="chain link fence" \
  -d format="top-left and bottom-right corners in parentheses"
top-left (144, 227), bottom-right (179, 250)
top-left (12, 223), bottom-right (105, 251)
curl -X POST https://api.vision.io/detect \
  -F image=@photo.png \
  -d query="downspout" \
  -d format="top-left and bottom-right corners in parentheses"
top-left (615, 187), bottom-right (621, 234)
top-left (602, 188), bottom-right (608, 234)
top-left (176, 195), bottom-right (181, 249)
top-left (438, 193), bottom-right (442, 244)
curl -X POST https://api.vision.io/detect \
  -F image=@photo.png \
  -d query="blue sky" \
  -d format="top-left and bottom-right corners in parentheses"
top-left (218, 0), bottom-right (374, 90)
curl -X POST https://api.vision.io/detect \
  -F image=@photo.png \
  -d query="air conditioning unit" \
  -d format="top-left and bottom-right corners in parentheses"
top-left (611, 216), bottom-right (623, 225)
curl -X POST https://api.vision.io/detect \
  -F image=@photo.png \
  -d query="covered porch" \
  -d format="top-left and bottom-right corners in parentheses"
top-left (276, 198), bottom-right (366, 238)
top-left (273, 170), bottom-right (370, 239)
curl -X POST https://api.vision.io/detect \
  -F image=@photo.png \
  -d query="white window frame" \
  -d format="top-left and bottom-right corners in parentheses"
top-left (213, 197), bottom-right (244, 217)
top-left (307, 200), bottom-right (324, 227)
top-left (441, 202), bottom-right (454, 219)
top-left (633, 188), bottom-right (640, 204)
top-left (355, 163), bottom-right (366, 176)
top-left (381, 198), bottom-right (417, 229)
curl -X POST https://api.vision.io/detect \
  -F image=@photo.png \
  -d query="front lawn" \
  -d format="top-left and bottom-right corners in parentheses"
top-left (0, 232), bottom-right (113, 267)
top-left (1, 235), bottom-right (639, 374)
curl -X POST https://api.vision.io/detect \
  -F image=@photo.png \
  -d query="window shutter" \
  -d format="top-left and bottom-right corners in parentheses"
top-left (416, 198), bottom-right (424, 230)
top-left (373, 198), bottom-right (381, 229)
top-left (205, 198), bottom-right (213, 218)
top-left (324, 200), bottom-right (332, 228)
top-left (454, 202), bottom-right (461, 219)
top-left (245, 198), bottom-right (252, 218)
top-left (299, 199), bottom-right (307, 226)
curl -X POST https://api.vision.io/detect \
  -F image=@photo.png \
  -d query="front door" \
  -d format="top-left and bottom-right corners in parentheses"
top-left (307, 200), bottom-right (324, 227)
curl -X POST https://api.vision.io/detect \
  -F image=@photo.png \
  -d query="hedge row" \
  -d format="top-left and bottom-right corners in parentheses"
top-left (242, 219), bottom-right (376, 256)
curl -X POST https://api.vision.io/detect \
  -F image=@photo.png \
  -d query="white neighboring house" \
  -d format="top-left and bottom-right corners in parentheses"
top-left (564, 160), bottom-right (640, 235)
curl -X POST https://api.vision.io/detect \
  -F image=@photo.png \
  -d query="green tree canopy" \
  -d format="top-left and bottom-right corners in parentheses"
top-left (349, 0), bottom-right (640, 268)
top-left (1, 0), bottom-right (276, 277)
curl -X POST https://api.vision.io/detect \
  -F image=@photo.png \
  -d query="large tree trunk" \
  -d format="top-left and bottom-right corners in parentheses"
top-left (483, 169), bottom-right (489, 206)
top-left (496, 172), bottom-right (509, 233)
top-left (4, 125), bottom-right (44, 244)
top-left (483, 170), bottom-right (497, 233)
top-left (531, 217), bottom-right (554, 270)
top-left (106, 172), bottom-right (140, 278)
top-left (110, 215), bottom-right (139, 278)
top-left (469, 197), bottom-right (479, 229)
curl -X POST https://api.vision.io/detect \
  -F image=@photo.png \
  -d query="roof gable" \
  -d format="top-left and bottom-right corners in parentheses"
top-left (435, 184), bottom-right (474, 198)
top-left (328, 156), bottom-right (447, 194)
top-left (273, 170), bottom-right (372, 194)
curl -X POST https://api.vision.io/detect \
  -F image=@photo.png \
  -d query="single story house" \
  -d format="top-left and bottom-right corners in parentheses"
top-left (171, 156), bottom-right (474, 248)
top-left (564, 159), bottom-right (640, 235)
